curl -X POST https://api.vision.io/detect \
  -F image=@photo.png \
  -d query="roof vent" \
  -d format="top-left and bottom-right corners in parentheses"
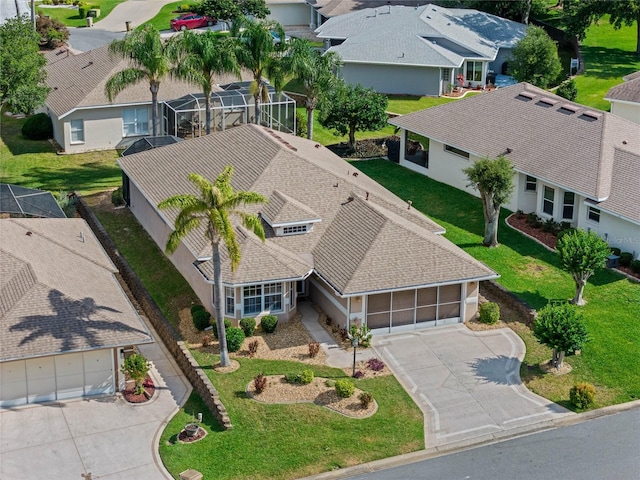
top-left (517, 92), bottom-right (535, 101)
top-left (581, 110), bottom-right (602, 121)
top-left (536, 97), bottom-right (558, 107)
top-left (558, 104), bottom-right (579, 115)
top-left (426, 15), bottom-right (431, 19)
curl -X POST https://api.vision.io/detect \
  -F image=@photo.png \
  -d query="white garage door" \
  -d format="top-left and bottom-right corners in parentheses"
top-left (0, 350), bottom-right (115, 407)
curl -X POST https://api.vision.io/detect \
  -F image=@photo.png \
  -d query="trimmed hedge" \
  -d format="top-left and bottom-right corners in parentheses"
top-left (335, 379), bottom-right (355, 398)
top-left (225, 327), bottom-right (245, 352)
top-left (479, 302), bottom-right (500, 324)
top-left (261, 315), bottom-right (278, 334)
top-left (240, 317), bottom-right (256, 337)
top-left (213, 318), bottom-right (232, 339)
top-left (21, 113), bottom-right (53, 140)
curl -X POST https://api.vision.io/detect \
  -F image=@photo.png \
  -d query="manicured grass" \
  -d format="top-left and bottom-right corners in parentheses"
top-left (143, 2), bottom-right (195, 32)
top-left (355, 159), bottom-right (640, 407)
top-left (0, 114), bottom-right (120, 195)
top-left (160, 355), bottom-right (424, 479)
top-left (36, 0), bottom-right (124, 27)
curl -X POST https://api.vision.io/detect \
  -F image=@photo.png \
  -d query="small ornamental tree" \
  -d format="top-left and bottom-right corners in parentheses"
top-left (556, 229), bottom-right (610, 305)
top-left (533, 303), bottom-right (589, 369)
top-left (318, 81), bottom-right (388, 152)
top-left (121, 353), bottom-right (151, 395)
top-left (556, 79), bottom-right (578, 101)
top-left (510, 25), bottom-right (562, 89)
top-left (463, 155), bottom-right (515, 247)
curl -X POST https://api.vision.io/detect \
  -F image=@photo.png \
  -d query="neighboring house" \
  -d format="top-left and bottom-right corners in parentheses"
top-left (315, 4), bottom-right (527, 96)
top-left (266, 0), bottom-right (312, 26)
top-left (605, 71), bottom-right (640, 125)
top-left (118, 124), bottom-right (498, 335)
top-left (306, 0), bottom-right (424, 27)
top-left (0, 218), bottom-right (153, 407)
top-left (390, 82), bottom-right (640, 258)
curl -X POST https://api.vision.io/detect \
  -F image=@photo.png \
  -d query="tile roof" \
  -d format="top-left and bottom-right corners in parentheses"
top-left (605, 72), bottom-right (640, 103)
top-left (45, 45), bottom-right (250, 118)
top-left (119, 124), bottom-right (496, 294)
top-left (0, 219), bottom-right (152, 362)
top-left (390, 82), bottom-right (640, 222)
top-left (315, 5), bottom-right (527, 67)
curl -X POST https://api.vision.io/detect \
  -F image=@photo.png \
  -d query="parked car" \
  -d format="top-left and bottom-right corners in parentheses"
top-left (170, 13), bottom-right (216, 31)
top-left (270, 30), bottom-right (291, 45)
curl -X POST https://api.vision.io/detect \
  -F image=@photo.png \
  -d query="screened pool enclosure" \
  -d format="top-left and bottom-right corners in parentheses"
top-left (163, 82), bottom-right (296, 138)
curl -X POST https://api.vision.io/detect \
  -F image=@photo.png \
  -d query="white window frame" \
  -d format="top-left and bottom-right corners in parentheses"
top-left (562, 191), bottom-right (575, 220)
top-left (465, 61), bottom-right (483, 82)
top-left (587, 206), bottom-right (600, 223)
top-left (70, 119), bottom-right (85, 144)
top-left (122, 107), bottom-right (149, 137)
top-left (242, 283), bottom-right (284, 316)
top-left (543, 186), bottom-right (554, 216)
top-left (442, 69), bottom-right (450, 82)
top-left (525, 175), bottom-right (537, 192)
top-left (444, 144), bottom-right (469, 159)
top-left (282, 225), bottom-right (307, 235)
top-left (225, 287), bottom-right (235, 315)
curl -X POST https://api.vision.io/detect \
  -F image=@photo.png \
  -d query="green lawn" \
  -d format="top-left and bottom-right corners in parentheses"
top-left (355, 159), bottom-right (640, 407)
top-left (160, 355), bottom-right (423, 480)
top-left (36, 0), bottom-right (125, 27)
top-left (0, 115), bottom-right (120, 195)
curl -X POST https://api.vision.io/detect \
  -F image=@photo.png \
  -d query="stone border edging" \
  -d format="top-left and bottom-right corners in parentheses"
top-left (76, 196), bottom-right (232, 430)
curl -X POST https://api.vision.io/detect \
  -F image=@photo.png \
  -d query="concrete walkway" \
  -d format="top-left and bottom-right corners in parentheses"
top-left (0, 318), bottom-right (191, 480)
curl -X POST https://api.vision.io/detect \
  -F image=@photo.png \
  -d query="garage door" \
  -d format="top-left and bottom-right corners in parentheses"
top-left (0, 350), bottom-right (115, 407)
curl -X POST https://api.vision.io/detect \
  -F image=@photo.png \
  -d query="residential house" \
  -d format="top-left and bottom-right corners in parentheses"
top-left (306, 0), bottom-right (425, 27)
top-left (266, 0), bottom-right (312, 26)
top-left (118, 124), bottom-right (498, 335)
top-left (315, 4), bottom-right (527, 96)
top-left (390, 82), bottom-right (640, 258)
top-left (605, 71), bottom-right (640, 125)
top-left (0, 218), bottom-right (153, 407)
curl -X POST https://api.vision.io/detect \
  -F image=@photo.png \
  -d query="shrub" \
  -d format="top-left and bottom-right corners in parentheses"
top-left (335, 379), bottom-right (355, 398)
top-left (619, 252), bottom-right (633, 267)
top-left (190, 305), bottom-right (211, 331)
top-left (542, 218), bottom-right (560, 235)
top-left (284, 372), bottom-right (299, 384)
top-left (21, 113), bottom-right (53, 140)
top-left (308, 341), bottom-right (320, 358)
top-left (225, 327), bottom-right (245, 352)
top-left (325, 316), bottom-right (333, 326)
top-left (121, 353), bottom-right (150, 395)
top-left (610, 247), bottom-right (621, 256)
top-left (201, 334), bottom-right (213, 347)
top-left (359, 391), bottom-right (373, 408)
top-left (78, 4), bottom-right (88, 18)
top-left (526, 212), bottom-right (541, 228)
top-left (240, 317), bottom-right (256, 337)
top-left (353, 370), bottom-right (364, 379)
top-left (261, 315), bottom-right (278, 334)
top-left (254, 373), bottom-right (267, 394)
top-left (325, 379), bottom-right (336, 387)
top-left (349, 324), bottom-right (372, 347)
top-left (569, 382), bottom-right (596, 409)
top-left (299, 369), bottom-right (314, 384)
top-left (366, 358), bottom-right (385, 372)
top-left (479, 302), bottom-right (500, 324)
top-left (556, 79), bottom-right (578, 101)
top-left (248, 339), bottom-right (259, 358)
top-left (339, 327), bottom-right (349, 341)
top-left (631, 260), bottom-right (640, 274)
top-left (111, 187), bottom-right (124, 206)
top-left (213, 318), bottom-right (232, 339)
top-left (559, 221), bottom-right (572, 232)
top-left (295, 111), bottom-right (308, 138)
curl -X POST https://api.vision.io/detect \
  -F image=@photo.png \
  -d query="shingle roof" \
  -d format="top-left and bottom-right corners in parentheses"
top-left (605, 72), bottom-right (640, 103)
top-left (310, 0), bottom-right (424, 18)
top-left (315, 5), bottom-right (527, 67)
top-left (45, 45), bottom-right (250, 118)
top-left (0, 219), bottom-right (152, 362)
top-left (262, 190), bottom-right (321, 226)
top-left (119, 124), bottom-right (496, 294)
top-left (390, 82), bottom-right (640, 222)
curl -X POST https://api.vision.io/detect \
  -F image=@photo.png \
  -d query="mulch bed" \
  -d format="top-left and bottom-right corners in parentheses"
top-left (177, 426), bottom-right (207, 443)
top-left (506, 214), bottom-right (558, 250)
top-left (122, 375), bottom-right (155, 403)
top-left (326, 137), bottom-right (397, 159)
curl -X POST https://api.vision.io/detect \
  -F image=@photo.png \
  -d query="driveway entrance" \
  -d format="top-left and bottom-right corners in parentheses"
top-left (372, 325), bottom-right (571, 448)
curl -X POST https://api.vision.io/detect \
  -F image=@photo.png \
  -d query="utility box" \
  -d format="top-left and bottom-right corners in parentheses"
top-left (606, 254), bottom-right (620, 269)
top-left (179, 470), bottom-right (203, 480)
top-left (86, 16), bottom-right (93, 27)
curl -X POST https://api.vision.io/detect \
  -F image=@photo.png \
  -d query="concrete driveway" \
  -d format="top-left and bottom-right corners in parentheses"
top-left (0, 339), bottom-right (191, 480)
top-left (373, 325), bottom-right (572, 449)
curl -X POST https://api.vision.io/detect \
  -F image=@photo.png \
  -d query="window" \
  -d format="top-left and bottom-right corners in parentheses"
top-left (225, 287), bottom-right (235, 315)
top-left (442, 69), bottom-right (450, 82)
top-left (242, 283), bottom-right (283, 315)
top-left (264, 283), bottom-right (282, 311)
top-left (588, 206), bottom-right (600, 223)
top-left (243, 285), bottom-right (262, 315)
top-left (444, 144), bottom-right (469, 159)
top-left (283, 225), bottom-right (307, 235)
top-left (562, 192), bottom-right (575, 219)
top-left (70, 119), bottom-right (84, 143)
top-left (525, 175), bottom-right (537, 192)
top-left (543, 186), bottom-right (554, 216)
top-left (122, 108), bottom-right (149, 136)
top-left (465, 61), bottom-right (482, 82)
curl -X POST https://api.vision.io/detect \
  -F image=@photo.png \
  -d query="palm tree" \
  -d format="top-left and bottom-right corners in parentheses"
top-left (287, 39), bottom-right (341, 140)
top-left (158, 168), bottom-right (266, 367)
top-left (232, 18), bottom-right (287, 125)
top-left (168, 30), bottom-right (241, 135)
top-left (105, 25), bottom-right (172, 137)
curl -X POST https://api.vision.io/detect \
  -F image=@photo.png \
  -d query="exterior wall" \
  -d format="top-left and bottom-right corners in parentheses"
top-left (610, 100), bottom-right (640, 125)
top-left (576, 206), bottom-right (640, 259)
top-left (309, 275), bottom-right (348, 328)
top-left (489, 48), bottom-right (513, 76)
top-left (514, 172), bottom-right (538, 214)
top-left (341, 63), bottom-right (441, 96)
top-left (49, 109), bottom-right (65, 149)
top-left (266, 2), bottom-right (310, 25)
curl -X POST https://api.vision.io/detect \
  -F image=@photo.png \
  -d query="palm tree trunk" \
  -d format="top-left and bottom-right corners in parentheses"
top-left (205, 90), bottom-right (212, 135)
top-left (306, 107), bottom-right (314, 140)
top-left (212, 240), bottom-right (230, 367)
top-left (150, 82), bottom-right (159, 137)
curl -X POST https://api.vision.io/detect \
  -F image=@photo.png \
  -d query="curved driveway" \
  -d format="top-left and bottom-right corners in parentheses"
top-left (372, 325), bottom-right (572, 449)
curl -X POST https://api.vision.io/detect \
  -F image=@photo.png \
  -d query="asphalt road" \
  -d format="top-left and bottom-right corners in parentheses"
top-left (349, 408), bottom-right (640, 480)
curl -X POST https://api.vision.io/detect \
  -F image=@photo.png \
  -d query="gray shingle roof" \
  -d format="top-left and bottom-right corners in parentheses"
top-left (119, 124), bottom-right (496, 294)
top-left (311, 0), bottom-right (424, 18)
top-left (0, 219), bottom-right (152, 362)
top-left (605, 72), bottom-right (640, 103)
top-left (315, 5), bottom-right (527, 67)
top-left (390, 82), bottom-right (640, 222)
top-left (262, 190), bottom-right (321, 226)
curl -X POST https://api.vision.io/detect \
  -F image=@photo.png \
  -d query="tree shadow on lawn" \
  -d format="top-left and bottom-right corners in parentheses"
top-left (580, 46), bottom-right (640, 79)
top-left (16, 164), bottom-right (121, 193)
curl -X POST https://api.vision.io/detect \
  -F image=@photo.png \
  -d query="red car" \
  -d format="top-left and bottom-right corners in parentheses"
top-left (170, 13), bottom-right (216, 31)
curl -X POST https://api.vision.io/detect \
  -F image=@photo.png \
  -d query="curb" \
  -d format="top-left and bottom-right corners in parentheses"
top-left (297, 399), bottom-right (640, 479)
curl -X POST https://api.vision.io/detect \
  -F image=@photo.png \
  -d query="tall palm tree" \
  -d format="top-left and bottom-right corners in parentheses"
top-left (287, 39), bottom-right (341, 140)
top-left (168, 30), bottom-right (241, 135)
top-left (105, 25), bottom-right (172, 137)
top-left (232, 18), bottom-right (287, 125)
top-left (158, 168), bottom-right (266, 367)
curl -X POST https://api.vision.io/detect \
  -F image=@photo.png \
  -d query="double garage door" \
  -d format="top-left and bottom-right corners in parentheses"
top-left (0, 349), bottom-right (115, 407)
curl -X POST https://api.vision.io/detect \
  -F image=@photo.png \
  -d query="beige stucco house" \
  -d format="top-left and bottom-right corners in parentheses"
top-left (0, 218), bottom-right (153, 407)
top-left (390, 82), bottom-right (640, 259)
top-left (605, 71), bottom-right (640, 125)
top-left (118, 124), bottom-right (498, 335)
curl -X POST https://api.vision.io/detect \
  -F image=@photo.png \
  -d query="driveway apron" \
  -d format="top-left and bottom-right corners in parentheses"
top-left (373, 325), bottom-right (572, 448)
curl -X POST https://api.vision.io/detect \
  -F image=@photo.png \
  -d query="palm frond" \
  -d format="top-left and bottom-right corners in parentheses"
top-left (105, 68), bottom-right (146, 101)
